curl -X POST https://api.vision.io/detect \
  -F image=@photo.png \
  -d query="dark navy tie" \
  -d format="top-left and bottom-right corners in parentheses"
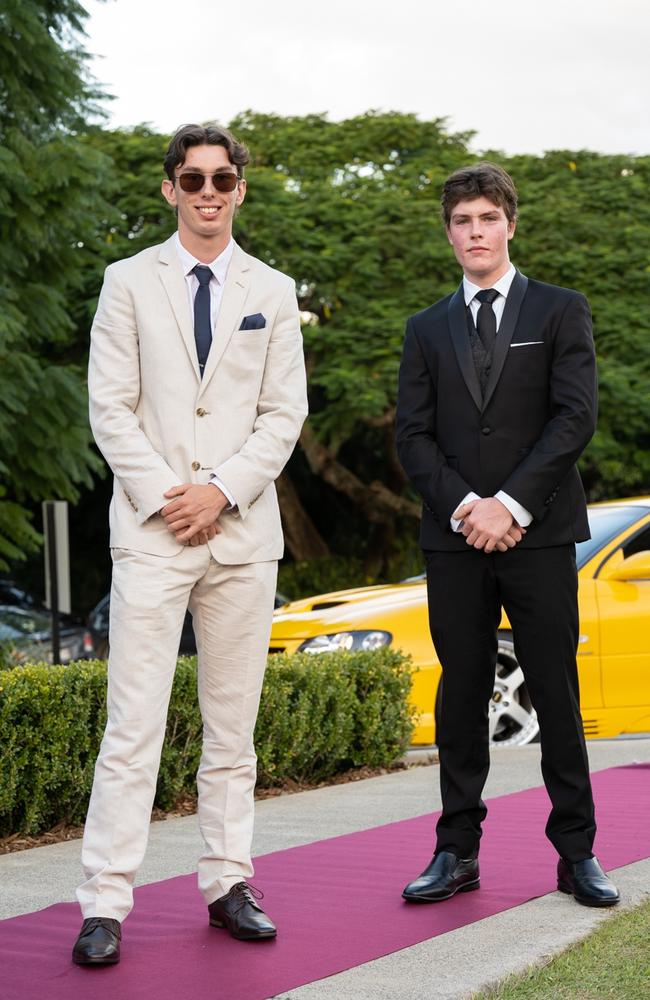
top-left (474, 288), bottom-right (499, 351)
top-left (192, 265), bottom-right (213, 376)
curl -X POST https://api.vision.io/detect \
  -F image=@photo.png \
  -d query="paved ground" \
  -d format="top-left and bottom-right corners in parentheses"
top-left (2, 737), bottom-right (649, 999)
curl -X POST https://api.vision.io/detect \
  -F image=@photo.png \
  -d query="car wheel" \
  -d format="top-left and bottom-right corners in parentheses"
top-left (434, 632), bottom-right (539, 749)
top-left (490, 633), bottom-right (539, 747)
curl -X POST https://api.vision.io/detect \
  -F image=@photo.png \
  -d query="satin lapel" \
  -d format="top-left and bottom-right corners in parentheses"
top-left (482, 270), bottom-right (529, 412)
top-left (157, 237), bottom-right (201, 382)
top-left (448, 284), bottom-right (482, 412)
top-left (199, 245), bottom-right (251, 395)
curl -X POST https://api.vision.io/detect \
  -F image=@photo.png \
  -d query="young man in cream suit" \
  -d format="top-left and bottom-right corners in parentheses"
top-left (73, 124), bottom-right (307, 965)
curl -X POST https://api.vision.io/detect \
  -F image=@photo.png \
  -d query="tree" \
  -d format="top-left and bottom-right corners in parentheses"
top-left (506, 151), bottom-right (650, 496)
top-left (0, 0), bottom-right (111, 568)
top-left (75, 115), bottom-right (650, 593)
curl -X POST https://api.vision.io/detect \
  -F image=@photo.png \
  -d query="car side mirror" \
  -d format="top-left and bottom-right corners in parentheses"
top-left (600, 550), bottom-right (650, 582)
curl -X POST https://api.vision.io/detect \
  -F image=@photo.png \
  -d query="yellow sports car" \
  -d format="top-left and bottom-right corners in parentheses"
top-left (270, 499), bottom-right (650, 746)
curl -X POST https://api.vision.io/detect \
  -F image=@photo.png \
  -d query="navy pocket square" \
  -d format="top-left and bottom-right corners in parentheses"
top-left (239, 313), bottom-right (266, 331)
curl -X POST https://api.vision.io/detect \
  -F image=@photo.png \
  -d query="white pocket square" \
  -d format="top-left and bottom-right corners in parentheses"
top-left (510, 341), bottom-right (544, 348)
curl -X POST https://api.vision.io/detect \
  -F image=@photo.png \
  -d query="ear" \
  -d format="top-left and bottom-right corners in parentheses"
top-left (161, 178), bottom-right (177, 210)
top-left (445, 226), bottom-right (453, 245)
top-left (507, 217), bottom-right (517, 240)
top-left (235, 177), bottom-right (247, 208)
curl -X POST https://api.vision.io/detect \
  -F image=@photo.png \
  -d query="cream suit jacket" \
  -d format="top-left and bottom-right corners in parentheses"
top-left (88, 236), bottom-right (308, 562)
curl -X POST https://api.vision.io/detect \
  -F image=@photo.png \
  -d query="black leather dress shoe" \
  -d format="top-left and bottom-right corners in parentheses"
top-left (402, 850), bottom-right (480, 902)
top-left (557, 856), bottom-right (620, 907)
top-left (208, 882), bottom-right (277, 940)
top-left (72, 917), bottom-right (121, 965)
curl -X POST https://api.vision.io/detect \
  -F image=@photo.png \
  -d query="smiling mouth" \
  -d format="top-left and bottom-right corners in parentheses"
top-left (197, 206), bottom-right (220, 216)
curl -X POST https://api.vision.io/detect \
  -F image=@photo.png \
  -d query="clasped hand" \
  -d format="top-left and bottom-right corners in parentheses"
top-left (160, 483), bottom-right (228, 545)
top-left (452, 497), bottom-right (526, 553)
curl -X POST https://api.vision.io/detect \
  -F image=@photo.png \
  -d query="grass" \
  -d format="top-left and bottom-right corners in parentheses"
top-left (473, 897), bottom-right (650, 1000)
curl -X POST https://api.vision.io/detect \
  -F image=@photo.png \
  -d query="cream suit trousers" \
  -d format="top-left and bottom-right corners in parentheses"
top-left (76, 545), bottom-right (277, 921)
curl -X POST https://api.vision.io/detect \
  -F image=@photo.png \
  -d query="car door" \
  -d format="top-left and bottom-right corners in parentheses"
top-left (595, 521), bottom-right (650, 709)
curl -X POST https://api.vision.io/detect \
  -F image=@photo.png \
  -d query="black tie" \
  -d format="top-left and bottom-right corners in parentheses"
top-left (192, 265), bottom-right (213, 376)
top-left (475, 288), bottom-right (499, 351)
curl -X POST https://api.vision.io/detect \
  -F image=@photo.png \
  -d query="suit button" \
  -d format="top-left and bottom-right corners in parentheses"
top-left (481, 426), bottom-right (491, 435)
top-left (196, 408), bottom-right (207, 417)
top-left (191, 461), bottom-right (200, 471)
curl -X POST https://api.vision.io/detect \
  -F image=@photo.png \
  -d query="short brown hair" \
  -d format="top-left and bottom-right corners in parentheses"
top-left (441, 162), bottom-right (518, 226)
top-left (163, 123), bottom-right (249, 180)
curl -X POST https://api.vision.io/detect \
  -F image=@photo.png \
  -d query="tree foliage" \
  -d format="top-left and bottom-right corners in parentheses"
top-left (72, 113), bottom-right (650, 587)
top-left (236, 115), bottom-right (649, 497)
top-left (506, 151), bottom-right (650, 496)
top-left (0, 0), bottom-right (110, 567)
top-left (6, 100), bottom-right (649, 595)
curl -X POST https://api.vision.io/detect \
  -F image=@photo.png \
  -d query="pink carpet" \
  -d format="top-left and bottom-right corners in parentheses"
top-left (1, 765), bottom-right (648, 1000)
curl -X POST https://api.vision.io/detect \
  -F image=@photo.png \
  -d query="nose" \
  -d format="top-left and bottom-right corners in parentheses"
top-left (200, 176), bottom-right (218, 196)
top-left (469, 217), bottom-right (483, 238)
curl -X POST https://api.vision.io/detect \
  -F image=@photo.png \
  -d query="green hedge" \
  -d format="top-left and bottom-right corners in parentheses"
top-left (0, 648), bottom-right (415, 837)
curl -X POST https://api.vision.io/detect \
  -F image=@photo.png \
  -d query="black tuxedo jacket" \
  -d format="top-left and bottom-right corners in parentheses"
top-left (395, 270), bottom-right (597, 551)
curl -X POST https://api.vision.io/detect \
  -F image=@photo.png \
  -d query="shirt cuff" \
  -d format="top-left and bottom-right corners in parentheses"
top-left (495, 490), bottom-right (533, 527)
top-left (209, 475), bottom-right (236, 510)
top-left (450, 491), bottom-right (481, 532)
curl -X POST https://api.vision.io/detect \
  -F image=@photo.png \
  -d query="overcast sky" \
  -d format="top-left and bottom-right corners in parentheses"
top-left (82, 0), bottom-right (649, 157)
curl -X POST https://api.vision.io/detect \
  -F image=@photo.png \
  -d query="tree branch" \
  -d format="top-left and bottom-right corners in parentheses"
top-left (299, 423), bottom-right (420, 523)
top-left (276, 472), bottom-right (330, 560)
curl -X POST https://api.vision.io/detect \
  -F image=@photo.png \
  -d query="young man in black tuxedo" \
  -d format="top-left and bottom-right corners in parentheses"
top-left (396, 162), bottom-right (619, 908)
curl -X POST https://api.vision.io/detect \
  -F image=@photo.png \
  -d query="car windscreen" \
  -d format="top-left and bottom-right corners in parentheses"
top-left (576, 506), bottom-right (647, 569)
top-left (0, 606), bottom-right (50, 636)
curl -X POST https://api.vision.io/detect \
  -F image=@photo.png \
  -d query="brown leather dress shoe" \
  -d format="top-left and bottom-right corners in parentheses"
top-left (208, 882), bottom-right (277, 940)
top-left (72, 917), bottom-right (121, 965)
top-left (402, 850), bottom-right (480, 902)
top-left (557, 856), bottom-right (620, 907)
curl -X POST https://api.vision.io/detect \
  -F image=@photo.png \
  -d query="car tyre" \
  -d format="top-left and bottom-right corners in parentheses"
top-left (434, 631), bottom-right (539, 749)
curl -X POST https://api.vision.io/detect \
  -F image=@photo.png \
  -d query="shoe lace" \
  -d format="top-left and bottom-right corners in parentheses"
top-left (230, 882), bottom-right (264, 912)
top-left (81, 917), bottom-right (119, 938)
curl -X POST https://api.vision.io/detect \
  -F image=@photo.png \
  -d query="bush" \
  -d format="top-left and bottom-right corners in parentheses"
top-left (256, 649), bottom-right (415, 785)
top-left (0, 649), bottom-right (415, 837)
top-left (0, 660), bottom-right (107, 836)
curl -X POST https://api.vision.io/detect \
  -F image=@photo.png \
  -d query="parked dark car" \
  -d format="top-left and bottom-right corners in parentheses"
top-left (0, 580), bottom-right (41, 610)
top-left (0, 604), bottom-right (94, 666)
top-left (87, 589), bottom-right (290, 659)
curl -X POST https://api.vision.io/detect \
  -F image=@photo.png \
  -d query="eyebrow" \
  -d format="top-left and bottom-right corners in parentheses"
top-left (178, 167), bottom-right (237, 174)
top-left (453, 211), bottom-right (501, 221)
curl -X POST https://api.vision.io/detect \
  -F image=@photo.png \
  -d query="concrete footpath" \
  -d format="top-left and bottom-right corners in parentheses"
top-left (2, 737), bottom-right (649, 999)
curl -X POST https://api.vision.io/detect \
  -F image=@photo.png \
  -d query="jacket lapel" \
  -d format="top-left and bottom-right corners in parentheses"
top-left (199, 244), bottom-right (251, 396)
top-left (157, 236), bottom-right (201, 382)
top-left (448, 283), bottom-right (482, 412)
top-left (481, 270), bottom-right (528, 411)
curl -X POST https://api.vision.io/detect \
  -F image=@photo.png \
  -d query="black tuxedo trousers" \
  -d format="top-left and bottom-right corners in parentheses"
top-left (396, 271), bottom-right (599, 863)
top-left (426, 544), bottom-right (595, 863)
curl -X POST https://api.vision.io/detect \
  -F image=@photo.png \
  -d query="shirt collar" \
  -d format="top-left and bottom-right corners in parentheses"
top-left (174, 231), bottom-right (235, 284)
top-left (463, 263), bottom-right (516, 306)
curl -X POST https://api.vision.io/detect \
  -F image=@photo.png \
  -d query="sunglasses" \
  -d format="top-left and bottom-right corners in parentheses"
top-left (175, 171), bottom-right (240, 193)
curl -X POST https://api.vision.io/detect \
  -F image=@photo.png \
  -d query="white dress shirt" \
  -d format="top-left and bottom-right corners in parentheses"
top-left (174, 233), bottom-right (236, 507)
top-left (450, 263), bottom-right (533, 532)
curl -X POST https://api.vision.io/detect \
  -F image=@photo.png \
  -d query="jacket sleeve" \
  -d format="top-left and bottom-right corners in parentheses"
top-left (88, 263), bottom-right (180, 523)
top-left (500, 293), bottom-right (597, 521)
top-left (396, 318), bottom-right (473, 524)
top-left (212, 279), bottom-right (308, 518)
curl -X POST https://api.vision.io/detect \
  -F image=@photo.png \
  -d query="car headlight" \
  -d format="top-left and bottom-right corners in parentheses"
top-left (298, 630), bottom-right (392, 654)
